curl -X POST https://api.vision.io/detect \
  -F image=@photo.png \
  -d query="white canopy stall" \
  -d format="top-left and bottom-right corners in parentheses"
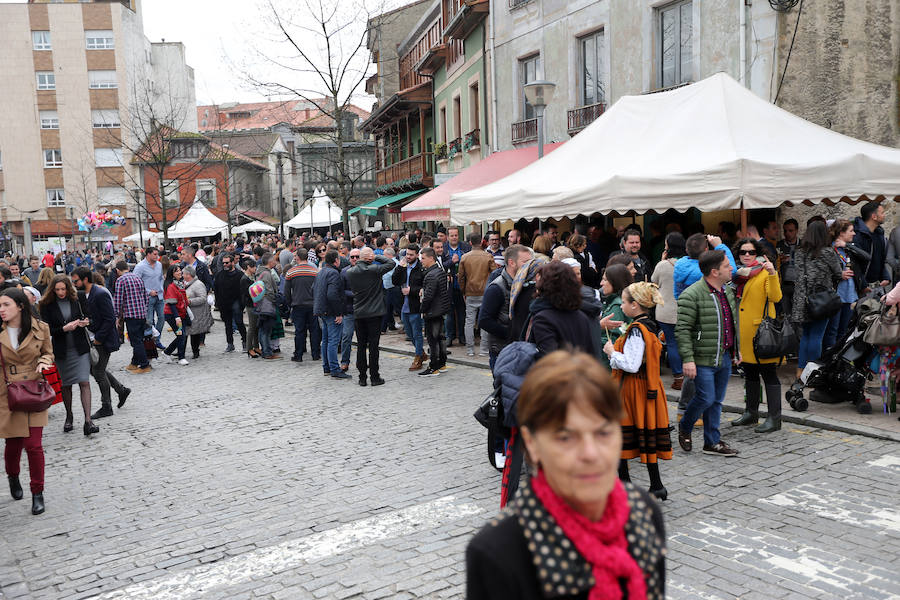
top-left (166, 200), bottom-right (229, 239)
top-left (451, 73), bottom-right (900, 225)
top-left (122, 230), bottom-right (163, 245)
top-left (285, 188), bottom-right (343, 230)
top-left (232, 220), bottom-right (276, 234)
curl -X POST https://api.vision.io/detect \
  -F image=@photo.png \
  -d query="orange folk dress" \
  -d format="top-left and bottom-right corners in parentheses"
top-left (612, 319), bottom-right (673, 464)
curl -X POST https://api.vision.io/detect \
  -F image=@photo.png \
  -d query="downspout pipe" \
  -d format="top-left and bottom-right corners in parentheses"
top-left (739, 0), bottom-right (747, 87)
top-left (489, 0), bottom-right (499, 152)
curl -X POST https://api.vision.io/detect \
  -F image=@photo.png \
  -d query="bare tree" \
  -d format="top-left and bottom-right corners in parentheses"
top-left (242, 0), bottom-right (382, 234)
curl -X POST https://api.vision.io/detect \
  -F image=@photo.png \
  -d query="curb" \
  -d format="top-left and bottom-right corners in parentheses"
top-left (218, 315), bottom-right (900, 443)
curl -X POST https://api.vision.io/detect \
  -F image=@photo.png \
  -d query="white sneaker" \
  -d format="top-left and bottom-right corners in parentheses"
top-left (158, 354), bottom-right (172, 363)
top-left (466, 349), bottom-right (475, 356)
top-left (178, 358), bottom-right (189, 366)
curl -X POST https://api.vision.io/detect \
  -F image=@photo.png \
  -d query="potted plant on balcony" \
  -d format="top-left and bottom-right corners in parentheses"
top-left (433, 142), bottom-right (448, 160)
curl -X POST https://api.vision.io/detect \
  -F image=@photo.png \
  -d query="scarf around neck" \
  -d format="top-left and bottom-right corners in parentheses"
top-left (732, 259), bottom-right (764, 299)
top-left (531, 471), bottom-right (647, 600)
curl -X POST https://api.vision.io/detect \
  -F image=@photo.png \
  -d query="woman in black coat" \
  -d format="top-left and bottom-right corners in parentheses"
top-left (38, 275), bottom-right (97, 435)
top-left (467, 351), bottom-right (665, 600)
top-left (527, 261), bottom-right (595, 355)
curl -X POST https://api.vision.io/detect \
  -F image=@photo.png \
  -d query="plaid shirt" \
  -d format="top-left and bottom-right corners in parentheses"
top-left (114, 271), bottom-right (148, 320)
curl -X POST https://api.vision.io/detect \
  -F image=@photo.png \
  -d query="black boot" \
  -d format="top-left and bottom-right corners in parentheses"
top-left (756, 384), bottom-right (782, 433)
top-left (618, 459), bottom-right (631, 483)
top-left (31, 493), bottom-right (44, 515)
top-left (8, 475), bottom-right (23, 500)
top-left (731, 381), bottom-right (760, 426)
top-left (92, 404), bottom-right (114, 419)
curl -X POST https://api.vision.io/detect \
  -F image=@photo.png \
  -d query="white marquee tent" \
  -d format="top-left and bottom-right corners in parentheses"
top-left (285, 188), bottom-right (343, 230)
top-left (122, 230), bottom-right (163, 245)
top-left (451, 72), bottom-right (900, 225)
top-left (167, 200), bottom-right (229, 239)
top-left (232, 220), bottom-right (276, 234)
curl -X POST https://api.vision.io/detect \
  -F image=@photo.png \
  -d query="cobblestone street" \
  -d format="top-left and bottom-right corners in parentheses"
top-left (0, 327), bottom-right (898, 600)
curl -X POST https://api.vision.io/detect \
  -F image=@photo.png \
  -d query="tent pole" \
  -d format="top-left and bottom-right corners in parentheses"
top-left (740, 197), bottom-right (748, 234)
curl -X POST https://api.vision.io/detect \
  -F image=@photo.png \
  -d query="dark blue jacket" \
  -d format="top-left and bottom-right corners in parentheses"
top-left (491, 342), bottom-right (539, 428)
top-left (85, 284), bottom-right (120, 352)
top-left (313, 264), bottom-right (344, 317)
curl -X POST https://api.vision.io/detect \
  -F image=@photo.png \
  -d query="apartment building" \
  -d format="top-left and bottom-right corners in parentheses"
top-left (0, 0), bottom-right (196, 253)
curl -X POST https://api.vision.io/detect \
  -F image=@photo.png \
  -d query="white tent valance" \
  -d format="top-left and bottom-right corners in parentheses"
top-left (122, 230), bottom-right (162, 244)
top-left (450, 73), bottom-right (900, 225)
top-left (232, 220), bottom-right (275, 234)
top-left (167, 200), bottom-right (229, 239)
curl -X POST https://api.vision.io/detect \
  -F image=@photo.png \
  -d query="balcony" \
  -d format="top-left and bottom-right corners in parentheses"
top-left (444, 0), bottom-right (489, 40)
top-left (567, 102), bottom-right (606, 136)
top-left (511, 118), bottom-right (537, 144)
top-left (463, 128), bottom-right (480, 151)
top-left (375, 152), bottom-right (434, 193)
top-left (448, 137), bottom-right (462, 158)
top-left (508, 0), bottom-right (533, 8)
top-left (401, 18), bottom-right (444, 87)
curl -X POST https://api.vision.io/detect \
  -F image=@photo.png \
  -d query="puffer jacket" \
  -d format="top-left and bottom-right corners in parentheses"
top-left (790, 248), bottom-right (842, 324)
top-left (672, 243), bottom-right (737, 299)
top-left (420, 263), bottom-right (451, 319)
top-left (675, 278), bottom-right (739, 368)
top-left (492, 341), bottom-right (539, 428)
top-left (345, 256), bottom-right (396, 319)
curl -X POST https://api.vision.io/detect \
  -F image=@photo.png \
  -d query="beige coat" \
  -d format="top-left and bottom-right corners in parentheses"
top-left (0, 321), bottom-right (55, 438)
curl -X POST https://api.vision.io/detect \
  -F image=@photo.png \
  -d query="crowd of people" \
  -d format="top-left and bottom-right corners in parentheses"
top-left (0, 199), bottom-right (897, 598)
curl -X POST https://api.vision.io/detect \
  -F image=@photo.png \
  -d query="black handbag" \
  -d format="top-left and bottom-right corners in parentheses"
top-left (474, 389), bottom-right (509, 472)
top-left (753, 302), bottom-right (797, 361)
top-left (803, 253), bottom-right (841, 321)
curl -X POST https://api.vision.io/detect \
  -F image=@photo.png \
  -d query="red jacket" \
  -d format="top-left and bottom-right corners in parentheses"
top-left (164, 282), bottom-right (187, 318)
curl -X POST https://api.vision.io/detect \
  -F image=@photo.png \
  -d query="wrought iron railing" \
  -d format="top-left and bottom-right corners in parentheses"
top-left (566, 102), bottom-right (606, 135)
top-left (511, 119), bottom-right (537, 143)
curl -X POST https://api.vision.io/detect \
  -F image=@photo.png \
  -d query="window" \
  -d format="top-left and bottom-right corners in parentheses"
top-left (580, 30), bottom-right (605, 106)
top-left (171, 141), bottom-right (200, 159)
top-left (161, 180), bottom-right (180, 207)
top-left (197, 179), bottom-right (216, 207)
top-left (88, 70), bottom-right (118, 89)
top-left (98, 187), bottom-right (127, 205)
top-left (520, 54), bottom-right (541, 119)
top-left (47, 189), bottom-right (65, 207)
top-left (91, 109), bottom-right (120, 128)
top-left (40, 110), bottom-right (59, 129)
top-left (85, 30), bottom-right (114, 50)
top-left (452, 96), bottom-right (462, 139)
top-left (658, 0), bottom-right (692, 88)
top-left (439, 106), bottom-right (447, 143)
top-left (32, 31), bottom-right (51, 51)
top-left (43, 149), bottom-right (62, 168)
top-left (469, 82), bottom-right (480, 131)
top-left (36, 72), bottom-right (56, 90)
top-left (94, 148), bottom-right (122, 167)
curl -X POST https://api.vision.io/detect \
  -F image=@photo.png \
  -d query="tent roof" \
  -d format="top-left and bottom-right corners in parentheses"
top-left (285, 189), bottom-right (343, 229)
top-left (167, 200), bottom-right (229, 238)
top-left (402, 142), bottom-right (564, 221)
top-left (232, 219), bottom-right (276, 233)
top-left (451, 72), bottom-right (900, 225)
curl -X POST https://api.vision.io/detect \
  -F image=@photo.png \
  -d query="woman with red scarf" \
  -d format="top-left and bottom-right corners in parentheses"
top-left (731, 237), bottom-right (783, 433)
top-left (466, 351), bottom-right (665, 600)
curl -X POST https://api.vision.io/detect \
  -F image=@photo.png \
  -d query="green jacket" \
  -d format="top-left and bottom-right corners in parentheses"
top-left (675, 278), bottom-right (739, 368)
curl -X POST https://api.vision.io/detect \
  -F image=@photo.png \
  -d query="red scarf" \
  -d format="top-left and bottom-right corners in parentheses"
top-left (732, 259), bottom-right (764, 299)
top-left (531, 471), bottom-right (647, 600)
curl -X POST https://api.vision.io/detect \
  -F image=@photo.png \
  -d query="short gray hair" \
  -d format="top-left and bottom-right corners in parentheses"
top-left (182, 265), bottom-right (196, 278)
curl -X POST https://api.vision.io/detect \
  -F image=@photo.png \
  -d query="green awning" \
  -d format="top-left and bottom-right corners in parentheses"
top-left (349, 189), bottom-right (426, 216)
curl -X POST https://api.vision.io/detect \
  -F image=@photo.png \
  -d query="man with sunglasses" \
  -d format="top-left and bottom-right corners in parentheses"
top-left (213, 253), bottom-right (247, 352)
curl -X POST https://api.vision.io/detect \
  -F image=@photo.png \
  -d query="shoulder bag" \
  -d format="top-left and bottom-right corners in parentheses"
top-left (803, 253), bottom-right (841, 321)
top-left (1, 343), bottom-right (55, 413)
top-left (863, 303), bottom-right (900, 346)
top-left (753, 301), bottom-right (797, 361)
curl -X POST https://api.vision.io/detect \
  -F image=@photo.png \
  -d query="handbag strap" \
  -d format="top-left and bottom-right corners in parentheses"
top-left (0, 334), bottom-right (8, 386)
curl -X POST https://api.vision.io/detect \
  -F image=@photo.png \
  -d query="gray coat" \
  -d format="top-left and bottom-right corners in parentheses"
top-left (791, 248), bottom-right (842, 324)
top-left (186, 279), bottom-right (213, 335)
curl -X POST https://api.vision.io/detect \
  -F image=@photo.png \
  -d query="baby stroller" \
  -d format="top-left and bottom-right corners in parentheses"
top-left (785, 293), bottom-right (883, 414)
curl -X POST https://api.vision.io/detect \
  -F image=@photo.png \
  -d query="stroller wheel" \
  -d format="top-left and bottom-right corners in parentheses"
top-left (794, 397), bottom-right (808, 412)
top-left (857, 400), bottom-right (872, 415)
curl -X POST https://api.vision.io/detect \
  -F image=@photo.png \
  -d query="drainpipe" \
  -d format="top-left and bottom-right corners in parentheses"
top-left (739, 0), bottom-right (747, 87)
top-left (481, 21), bottom-right (490, 155)
top-left (488, 0), bottom-right (498, 152)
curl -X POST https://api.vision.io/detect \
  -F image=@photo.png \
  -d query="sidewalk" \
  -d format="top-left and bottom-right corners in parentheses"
top-left (371, 328), bottom-right (900, 443)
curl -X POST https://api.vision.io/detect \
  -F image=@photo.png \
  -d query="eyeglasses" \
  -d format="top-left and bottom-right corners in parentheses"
top-left (350, 255), bottom-right (360, 259)
top-left (738, 250), bottom-right (757, 256)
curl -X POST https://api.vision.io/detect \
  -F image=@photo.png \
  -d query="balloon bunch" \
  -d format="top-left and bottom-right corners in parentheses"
top-left (78, 209), bottom-right (126, 232)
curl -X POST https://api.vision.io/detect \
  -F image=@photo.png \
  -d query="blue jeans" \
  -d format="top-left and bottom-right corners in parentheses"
top-left (125, 318), bottom-right (149, 368)
top-left (258, 315), bottom-right (274, 357)
top-left (320, 316), bottom-right (342, 374)
top-left (680, 353), bottom-right (732, 446)
top-left (659, 322), bottom-right (683, 376)
top-left (291, 306), bottom-right (320, 359)
top-left (340, 313), bottom-right (355, 366)
top-left (401, 311), bottom-right (424, 356)
top-left (823, 303), bottom-right (853, 351)
top-left (147, 294), bottom-right (165, 342)
top-left (798, 318), bottom-right (829, 369)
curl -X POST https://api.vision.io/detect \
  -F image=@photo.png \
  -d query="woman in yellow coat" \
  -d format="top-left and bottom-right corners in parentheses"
top-left (0, 288), bottom-right (55, 515)
top-left (731, 238), bottom-right (783, 433)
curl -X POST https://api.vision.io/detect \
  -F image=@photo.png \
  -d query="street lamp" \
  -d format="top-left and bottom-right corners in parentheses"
top-left (523, 80), bottom-right (556, 159)
top-left (276, 151), bottom-right (285, 237)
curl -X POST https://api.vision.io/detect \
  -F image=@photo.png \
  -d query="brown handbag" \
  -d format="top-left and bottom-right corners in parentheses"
top-left (1, 339), bottom-right (55, 413)
top-left (863, 303), bottom-right (900, 346)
